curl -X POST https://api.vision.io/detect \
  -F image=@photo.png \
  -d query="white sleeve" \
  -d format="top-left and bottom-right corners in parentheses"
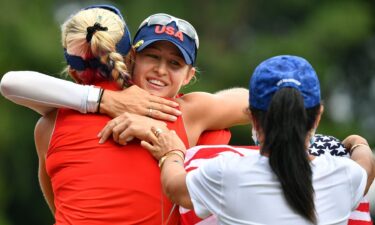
top-left (348, 162), bottom-right (367, 210)
top-left (186, 155), bottom-right (225, 219)
top-left (0, 71), bottom-right (101, 115)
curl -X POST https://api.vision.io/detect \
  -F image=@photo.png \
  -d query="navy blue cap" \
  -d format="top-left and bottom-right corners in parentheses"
top-left (249, 55), bottom-right (321, 110)
top-left (64, 4), bottom-right (132, 71)
top-left (133, 21), bottom-right (197, 65)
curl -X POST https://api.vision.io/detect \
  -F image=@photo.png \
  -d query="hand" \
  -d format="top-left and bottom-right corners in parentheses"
top-left (141, 127), bottom-right (187, 160)
top-left (98, 112), bottom-right (167, 145)
top-left (99, 85), bottom-right (182, 121)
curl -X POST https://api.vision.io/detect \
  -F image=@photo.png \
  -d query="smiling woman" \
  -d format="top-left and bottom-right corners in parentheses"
top-left (132, 41), bottom-right (195, 98)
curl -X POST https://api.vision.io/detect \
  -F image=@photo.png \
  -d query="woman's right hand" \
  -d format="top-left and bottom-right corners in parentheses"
top-left (99, 85), bottom-right (182, 121)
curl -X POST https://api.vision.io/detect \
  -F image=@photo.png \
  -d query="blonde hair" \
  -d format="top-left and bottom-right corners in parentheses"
top-left (62, 7), bottom-right (129, 87)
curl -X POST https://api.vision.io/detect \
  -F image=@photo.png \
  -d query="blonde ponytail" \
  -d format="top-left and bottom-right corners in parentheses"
top-left (61, 7), bottom-right (131, 86)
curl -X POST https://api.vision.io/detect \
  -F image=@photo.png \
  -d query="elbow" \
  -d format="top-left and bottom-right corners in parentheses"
top-left (0, 71), bottom-right (13, 97)
top-left (0, 71), bottom-right (19, 98)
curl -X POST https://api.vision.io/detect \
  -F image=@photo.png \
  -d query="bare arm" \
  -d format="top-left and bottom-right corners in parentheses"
top-left (184, 87), bottom-right (250, 129)
top-left (34, 111), bottom-right (57, 214)
top-left (0, 71), bottom-right (181, 121)
top-left (181, 87), bottom-right (250, 145)
top-left (141, 128), bottom-right (193, 209)
top-left (343, 135), bottom-right (375, 194)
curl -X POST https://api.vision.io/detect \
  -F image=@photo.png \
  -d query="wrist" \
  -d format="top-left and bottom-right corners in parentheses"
top-left (96, 89), bottom-right (105, 113)
top-left (158, 149), bottom-right (186, 169)
top-left (87, 86), bottom-right (102, 113)
top-left (349, 143), bottom-right (370, 155)
top-left (98, 90), bottom-right (112, 114)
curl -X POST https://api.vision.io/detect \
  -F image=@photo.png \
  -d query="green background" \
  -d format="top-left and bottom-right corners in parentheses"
top-left (0, 0), bottom-right (374, 224)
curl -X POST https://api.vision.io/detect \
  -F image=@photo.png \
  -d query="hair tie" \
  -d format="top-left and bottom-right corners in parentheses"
top-left (86, 22), bottom-right (108, 42)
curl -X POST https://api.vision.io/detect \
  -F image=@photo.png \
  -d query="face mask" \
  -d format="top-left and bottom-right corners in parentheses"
top-left (252, 127), bottom-right (260, 146)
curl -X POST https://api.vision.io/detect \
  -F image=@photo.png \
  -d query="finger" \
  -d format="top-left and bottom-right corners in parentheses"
top-left (149, 127), bottom-right (160, 143)
top-left (112, 122), bottom-right (129, 144)
top-left (155, 103), bottom-right (182, 116)
top-left (99, 122), bottom-right (117, 144)
top-left (118, 128), bottom-right (134, 145)
top-left (141, 140), bottom-right (162, 160)
top-left (140, 140), bottom-right (153, 151)
top-left (147, 108), bottom-right (178, 122)
top-left (150, 95), bottom-right (179, 108)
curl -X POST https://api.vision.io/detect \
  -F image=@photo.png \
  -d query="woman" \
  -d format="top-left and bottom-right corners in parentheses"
top-left (140, 55), bottom-right (375, 224)
top-left (0, 6), bottom-right (248, 225)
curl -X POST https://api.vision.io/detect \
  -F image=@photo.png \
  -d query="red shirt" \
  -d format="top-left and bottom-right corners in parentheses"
top-left (46, 82), bottom-right (232, 225)
top-left (47, 82), bottom-right (184, 225)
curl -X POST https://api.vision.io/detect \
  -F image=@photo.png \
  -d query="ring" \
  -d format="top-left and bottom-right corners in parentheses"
top-left (154, 128), bottom-right (163, 137)
top-left (148, 108), bottom-right (153, 117)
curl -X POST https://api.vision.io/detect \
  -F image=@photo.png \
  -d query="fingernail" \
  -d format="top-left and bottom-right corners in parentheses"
top-left (175, 110), bottom-right (182, 115)
top-left (99, 139), bottom-right (104, 144)
top-left (173, 102), bottom-right (179, 107)
top-left (97, 132), bottom-right (102, 138)
top-left (170, 116), bottom-right (177, 121)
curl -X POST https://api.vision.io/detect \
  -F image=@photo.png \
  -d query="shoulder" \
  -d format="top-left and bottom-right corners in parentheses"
top-left (187, 145), bottom-right (258, 176)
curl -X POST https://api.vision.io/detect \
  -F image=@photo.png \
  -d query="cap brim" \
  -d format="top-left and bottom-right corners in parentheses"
top-left (135, 39), bottom-right (193, 65)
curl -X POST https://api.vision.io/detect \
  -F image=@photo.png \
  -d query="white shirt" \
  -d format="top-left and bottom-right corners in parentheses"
top-left (186, 146), bottom-right (367, 225)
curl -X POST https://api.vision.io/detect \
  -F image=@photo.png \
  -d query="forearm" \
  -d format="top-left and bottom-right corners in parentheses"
top-left (0, 71), bottom-right (101, 115)
top-left (161, 155), bottom-right (193, 209)
top-left (214, 87), bottom-right (250, 125)
top-left (350, 144), bottom-right (375, 194)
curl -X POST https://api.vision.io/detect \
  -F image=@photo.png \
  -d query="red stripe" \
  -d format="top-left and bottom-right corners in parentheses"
top-left (348, 219), bottom-right (373, 225)
top-left (185, 146), bottom-right (259, 166)
top-left (355, 202), bottom-right (370, 212)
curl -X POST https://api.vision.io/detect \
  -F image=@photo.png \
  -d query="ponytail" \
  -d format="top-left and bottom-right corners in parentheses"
top-left (61, 7), bottom-right (130, 86)
top-left (90, 31), bottom-right (130, 88)
top-left (251, 87), bottom-right (320, 224)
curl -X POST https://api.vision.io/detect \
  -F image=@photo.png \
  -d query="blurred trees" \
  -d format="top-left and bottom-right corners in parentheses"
top-left (0, 0), bottom-right (374, 224)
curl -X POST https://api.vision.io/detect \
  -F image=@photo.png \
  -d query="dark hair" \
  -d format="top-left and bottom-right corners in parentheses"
top-left (250, 87), bottom-right (320, 224)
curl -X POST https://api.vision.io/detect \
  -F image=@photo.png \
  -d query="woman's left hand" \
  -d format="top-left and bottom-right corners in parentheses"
top-left (98, 112), bottom-right (167, 145)
top-left (141, 127), bottom-right (187, 160)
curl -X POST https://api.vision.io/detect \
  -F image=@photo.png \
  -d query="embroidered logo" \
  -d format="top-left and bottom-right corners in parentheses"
top-left (154, 25), bottom-right (184, 42)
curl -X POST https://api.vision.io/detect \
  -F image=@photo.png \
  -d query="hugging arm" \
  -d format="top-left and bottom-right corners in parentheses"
top-left (343, 135), bottom-right (375, 194)
top-left (183, 87), bottom-right (250, 135)
top-left (0, 71), bottom-right (98, 115)
top-left (0, 71), bottom-right (181, 121)
top-left (34, 111), bottom-right (57, 214)
top-left (141, 127), bottom-right (193, 209)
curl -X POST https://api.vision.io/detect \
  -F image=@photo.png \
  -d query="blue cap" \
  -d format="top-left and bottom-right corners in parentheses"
top-left (64, 4), bottom-right (132, 71)
top-left (133, 21), bottom-right (197, 65)
top-left (249, 55), bottom-right (321, 110)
